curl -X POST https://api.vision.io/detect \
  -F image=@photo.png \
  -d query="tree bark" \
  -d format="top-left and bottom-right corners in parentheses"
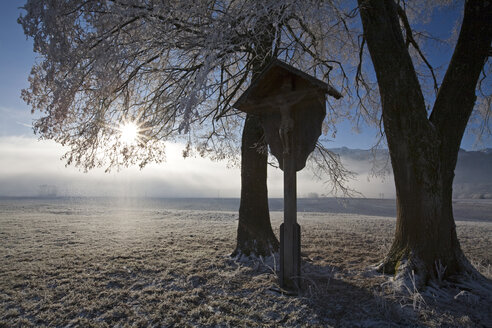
top-left (358, 0), bottom-right (492, 285)
top-left (232, 114), bottom-right (279, 257)
top-left (232, 22), bottom-right (279, 257)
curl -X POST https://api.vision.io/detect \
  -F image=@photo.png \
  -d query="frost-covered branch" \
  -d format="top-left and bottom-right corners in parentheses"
top-left (308, 142), bottom-right (359, 197)
top-left (397, 3), bottom-right (439, 94)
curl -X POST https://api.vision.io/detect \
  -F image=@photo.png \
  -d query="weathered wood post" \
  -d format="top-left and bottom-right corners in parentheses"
top-left (279, 105), bottom-right (301, 290)
top-left (233, 60), bottom-right (341, 291)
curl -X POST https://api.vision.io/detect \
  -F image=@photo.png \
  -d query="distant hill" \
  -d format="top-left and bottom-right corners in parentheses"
top-left (479, 148), bottom-right (492, 155)
top-left (329, 147), bottom-right (492, 199)
top-left (454, 149), bottom-right (492, 199)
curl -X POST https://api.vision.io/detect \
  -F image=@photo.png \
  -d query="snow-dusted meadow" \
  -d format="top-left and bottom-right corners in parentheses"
top-left (0, 197), bottom-right (491, 327)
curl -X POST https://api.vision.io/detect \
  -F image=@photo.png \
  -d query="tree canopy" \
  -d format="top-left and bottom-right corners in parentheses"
top-left (21, 0), bottom-right (490, 178)
top-left (21, 2), bottom-right (341, 168)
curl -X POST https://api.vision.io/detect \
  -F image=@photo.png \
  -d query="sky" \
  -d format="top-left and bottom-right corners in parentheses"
top-left (0, 1), bottom-right (489, 198)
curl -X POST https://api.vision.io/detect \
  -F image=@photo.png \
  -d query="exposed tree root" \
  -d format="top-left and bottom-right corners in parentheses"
top-left (377, 248), bottom-right (491, 295)
top-left (231, 236), bottom-right (279, 259)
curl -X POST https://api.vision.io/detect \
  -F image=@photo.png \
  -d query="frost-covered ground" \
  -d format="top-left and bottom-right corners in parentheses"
top-left (0, 198), bottom-right (491, 327)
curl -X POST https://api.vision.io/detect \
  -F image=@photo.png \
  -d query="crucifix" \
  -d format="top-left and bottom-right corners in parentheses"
top-left (233, 59), bottom-right (342, 290)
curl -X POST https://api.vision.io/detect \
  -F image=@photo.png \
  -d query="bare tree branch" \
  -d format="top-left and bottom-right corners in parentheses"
top-left (396, 3), bottom-right (439, 95)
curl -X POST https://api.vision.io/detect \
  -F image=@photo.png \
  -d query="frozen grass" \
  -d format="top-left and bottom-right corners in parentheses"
top-left (0, 199), bottom-right (491, 327)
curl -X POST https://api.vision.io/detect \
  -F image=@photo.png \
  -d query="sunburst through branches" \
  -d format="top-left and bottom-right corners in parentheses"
top-left (117, 120), bottom-right (148, 146)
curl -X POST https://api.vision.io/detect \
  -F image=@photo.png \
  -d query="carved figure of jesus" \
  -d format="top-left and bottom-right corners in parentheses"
top-left (279, 107), bottom-right (294, 155)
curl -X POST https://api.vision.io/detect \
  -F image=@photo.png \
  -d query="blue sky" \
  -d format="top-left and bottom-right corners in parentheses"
top-left (0, 1), bottom-right (37, 137)
top-left (0, 1), bottom-right (489, 198)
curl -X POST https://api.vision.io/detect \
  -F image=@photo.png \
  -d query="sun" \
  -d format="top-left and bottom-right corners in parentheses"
top-left (119, 121), bottom-right (139, 145)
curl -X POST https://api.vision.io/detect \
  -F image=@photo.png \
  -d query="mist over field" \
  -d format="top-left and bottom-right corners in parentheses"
top-left (333, 147), bottom-right (492, 200)
top-left (0, 137), bottom-right (491, 199)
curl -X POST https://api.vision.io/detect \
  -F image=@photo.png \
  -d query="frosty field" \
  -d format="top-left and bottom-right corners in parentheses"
top-left (0, 197), bottom-right (491, 327)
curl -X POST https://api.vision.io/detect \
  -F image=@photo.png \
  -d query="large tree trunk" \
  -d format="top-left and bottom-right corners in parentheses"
top-left (232, 20), bottom-right (279, 257)
top-left (378, 151), bottom-right (469, 285)
top-left (358, 0), bottom-right (492, 286)
top-left (232, 114), bottom-right (279, 257)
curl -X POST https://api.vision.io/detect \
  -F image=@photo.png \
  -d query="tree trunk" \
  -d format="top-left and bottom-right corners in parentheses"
top-left (232, 114), bottom-right (279, 257)
top-left (232, 20), bottom-right (279, 257)
top-left (378, 153), bottom-right (470, 286)
top-left (358, 0), bottom-right (492, 286)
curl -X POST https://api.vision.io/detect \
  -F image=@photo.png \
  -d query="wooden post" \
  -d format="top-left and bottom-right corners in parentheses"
top-left (279, 111), bottom-right (301, 291)
top-left (231, 60), bottom-right (341, 292)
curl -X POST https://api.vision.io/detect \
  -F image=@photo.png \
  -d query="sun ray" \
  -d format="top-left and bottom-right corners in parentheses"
top-left (119, 121), bottom-right (139, 144)
top-left (116, 118), bottom-right (151, 146)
